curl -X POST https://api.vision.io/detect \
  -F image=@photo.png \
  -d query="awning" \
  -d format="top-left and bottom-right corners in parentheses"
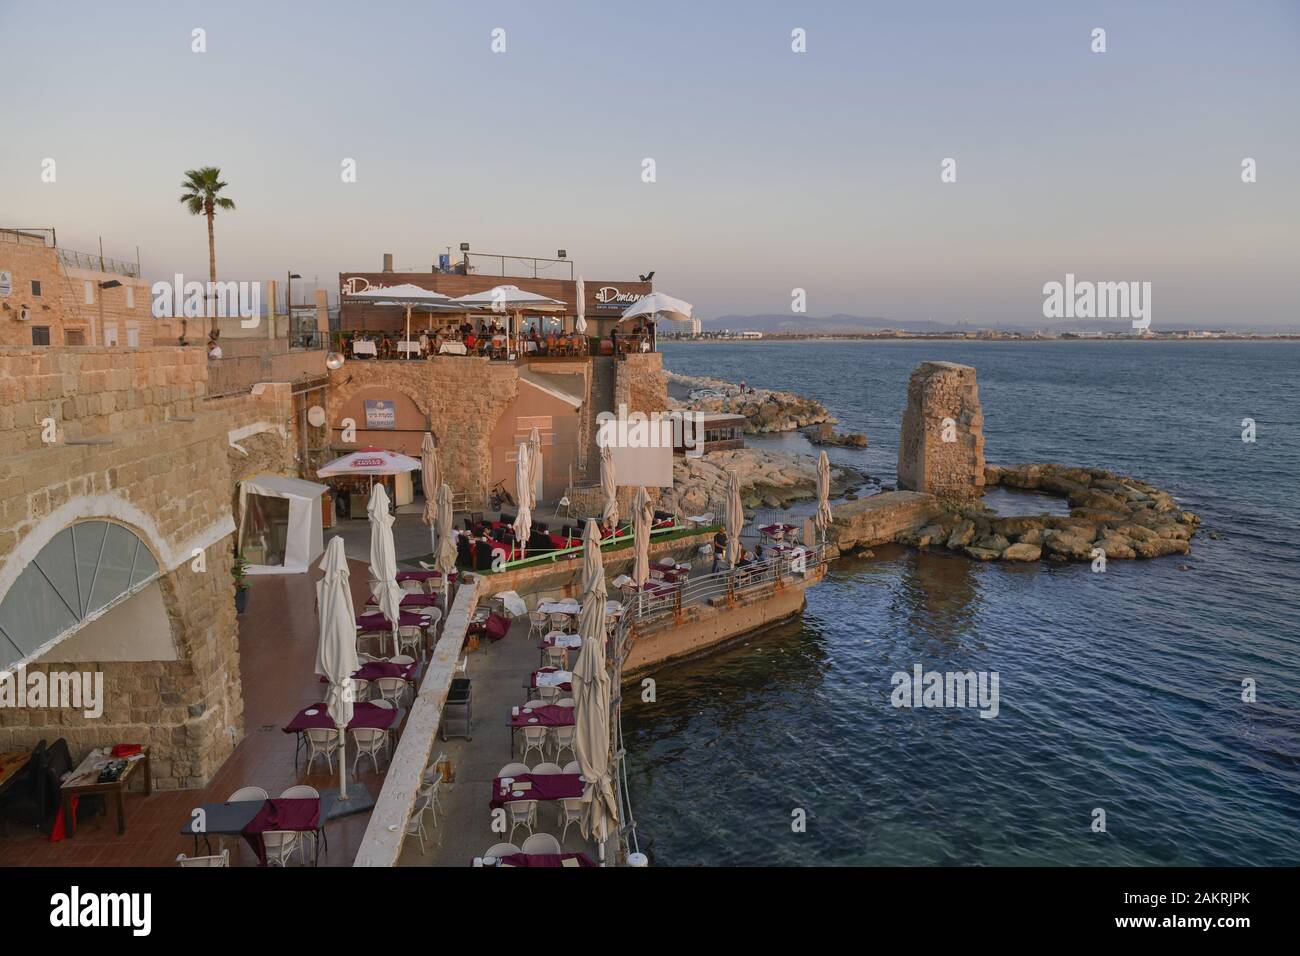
top-left (238, 474), bottom-right (329, 575)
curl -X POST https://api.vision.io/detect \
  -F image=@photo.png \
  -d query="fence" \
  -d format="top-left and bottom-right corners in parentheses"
top-left (58, 247), bottom-right (140, 278)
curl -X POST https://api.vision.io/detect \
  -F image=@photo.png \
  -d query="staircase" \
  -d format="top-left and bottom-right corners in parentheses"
top-left (582, 355), bottom-right (618, 479)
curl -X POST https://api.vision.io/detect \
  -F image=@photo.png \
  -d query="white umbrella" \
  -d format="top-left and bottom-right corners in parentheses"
top-left (317, 447), bottom-right (422, 478)
top-left (421, 433), bottom-right (440, 558)
top-left (631, 486), bottom-right (652, 589)
top-left (571, 521), bottom-right (618, 857)
top-left (315, 536), bottom-right (359, 799)
top-left (528, 425), bottom-right (542, 508)
top-left (725, 472), bottom-right (744, 567)
top-left (581, 517), bottom-right (604, 596)
top-left (620, 291), bottom-right (693, 324)
top-left (513, 442), bottom-right (532, 551)
top-left (600, 445), bottom-right (619, 530)
top-left (451, 285), bottom-right (567, 357)
top-left (816, 451), bottom-right (833, 544)
top-left (367, 484), bottom-right (404, 653)
top-left (434, 482), bottom-right (457, 613)
top-left (575, 276), bottom-right (587, 334)
top-left (346, 284), bottom-right (461, 357)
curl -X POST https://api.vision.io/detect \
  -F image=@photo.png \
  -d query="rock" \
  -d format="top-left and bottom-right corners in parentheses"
top-left (1208, 531), bottom-right (1219, 540)
top-left (1178, 564), bottom-right (1191, 571)
top-left (964, 546), bottom-right (1002, 561)
top-left (1045, 530), bottom-right (1093, 560)
top-left (1094, 535), bottom-right (1136, 559)
top-left (946, 519), bottom-right (976, 549)
top-left (1001, 542), bottom-right (1042, 561)
top-left (1133, 537), bottom-right (1190, 559)
top-left (973, 532), bottom-right (1010, 552)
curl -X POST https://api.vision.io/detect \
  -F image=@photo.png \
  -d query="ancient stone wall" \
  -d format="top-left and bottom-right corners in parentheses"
top-left (614, 352), bottom-right (668, 415)
top-left (897, 361), bottom-right (985, 501)
top-left (826, 491), bottom-right (945, 554)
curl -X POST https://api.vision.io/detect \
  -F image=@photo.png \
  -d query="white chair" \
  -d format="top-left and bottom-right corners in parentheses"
top-left (483, 842), bottom-right (520, 862)
top-left (536, 684), bottom-right (561, 704)
top-left (351, 727), bottom-right (389, 776)
top-left (280, 785), bottom-right (322, 863)
top-left (374, 676), bottom-right (409, 707)
top-left (422, 607), bottom-right (443, 637)
top-left (543, 646), bottom-right (568, 670)
top-left (400, 579), bottom-right (425, 594)
top-left (371, 698), bottom-right (405, 747)
top-left (176, 849), bottom-right (230, 867)
top-left (522, 699), bottom-right (548, 711)
top-left (528, 611), bottom-right (548, 640)
top-left (551, 724), bottom-right (576, 764)
top-left (531, 762), bottom-right (562, 775)
top-left (520, 724), bottom-right (548, 764)
top-left (521, 832), bottom-right (562, 856)
top-left (498, 762), bottom-right (530, 778)
top-left (558, 798), bottom-right (584, 846)
top-left (262, 830), bottom-right (300, 867)
top-left (227, 786), bottom-right (268, 802)
top-left (405, 789), bottom-right (438, 854)
top-left (562, 761), bottom-right (580, 774)
top-left (303, 728), bottom-right (340, 774)
top-left (350, 678), bottom-right (371, 703)
top-left (397, 625), bottom-right (423, 658)
top-left (504, 800), bottom-right (538, 842)
top-left (549, 613), bottom-right (571, 632)
top-left (555, 698), bottom-right (575, 708)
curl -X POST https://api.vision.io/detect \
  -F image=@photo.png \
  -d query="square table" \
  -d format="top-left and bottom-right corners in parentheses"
top-left (59, 746), bottom-right (151, 838)
top-left (495, 852), bottom-right (594, 868)
top-left (490, 772), bottom-right (585, 809)
top-left (0, 750), bottom-right (32, 800)
top-left (179, 789), bottom-right (376, 862)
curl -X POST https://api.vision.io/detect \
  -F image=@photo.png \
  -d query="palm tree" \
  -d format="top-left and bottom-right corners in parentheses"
top-left (178, 166), bottom-right (236, 337)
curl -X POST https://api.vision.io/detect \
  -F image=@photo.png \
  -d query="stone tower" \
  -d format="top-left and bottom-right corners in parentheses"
top-left (897, 361), bottom-right (985, 500)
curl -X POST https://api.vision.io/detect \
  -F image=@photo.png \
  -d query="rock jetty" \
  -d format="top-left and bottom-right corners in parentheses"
top-left (801, 421), bottom-right (868, 448)
top-left (667, 372), bottom-right (833, 434)
top-left (658, 447), bottom-right (866, 514)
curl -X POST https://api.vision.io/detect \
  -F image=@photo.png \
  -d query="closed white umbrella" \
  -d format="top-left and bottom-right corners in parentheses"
top-left (575, 276), bottom-right (587, 334)
top-left (631, 486), bottom-right (652, 589)
top-left (367, 484), bottom-right (404, 653)
top-left (581, 517), bottom-right (604, 596)
top-left (421, 433), bottom-right (440, 557)
top-left (725, 472), bottom-right (744, 567)
top-left (434, 482), bottom-right (457, 613)
top-left (513, 442), bottom-right (532, 551)
top-left (528, 425), bottom-right (542, 509)
top-left (571, 520), bottom-right (617, 858)
top-left (600, 445), bottom-right (618, 530)
top-left (315, 536), bottom-right (359, 799)
top-left (816, 451), bottom-right (833, 544)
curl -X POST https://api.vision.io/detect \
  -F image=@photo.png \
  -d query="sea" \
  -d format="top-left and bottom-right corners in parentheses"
top-left (622, 339), bottom-right (1300, 866)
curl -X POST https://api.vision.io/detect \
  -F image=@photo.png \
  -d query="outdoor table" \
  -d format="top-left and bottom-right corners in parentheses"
top-left (438, 341), bottom-right (467, 355)
top-left (490, 772), bottom-right (585, 809)
top-left (396, 341), bottom-right (421, 357)
top-left (352, 340), bottom-right (377, 357)
top-left (537, 600), bottom-right (580, 616)
top-left (510, 705), bottom-right (574, 729)
top-left (283, 701), bottom-right (397, 734)
top-left (395, 569), bottom-right (453, 583)
top-left (179, 790), bottom-right (374, 862)
top-left (528, 668), bottom-right (573, 691)
top-left (759, 523), bottom-right (798, 542)
top-left (317, 659), bottom-right (416, 683)
top-left (495, 852), bottom-right (594, 868)
top-left (242, 797), bottom-right (321, 865)
top-left (0, 751), bottom-right (32, 799)
top-left (400, 593), bottom-right (438, 608)
top-left (540, 632), bottom-right (583, 650)
top-left (59, 746), bottom-right (152, 838)
top-left (355, 611), bottom-right (433, 631)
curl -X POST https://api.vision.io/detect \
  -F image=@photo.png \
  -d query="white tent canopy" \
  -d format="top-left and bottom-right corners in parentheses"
top-left (620, 291), bottom-right (693, 324)
top-left (237, 474), bottom-right (329, 574)
top-left (450, 285), bottom-right (566, 310)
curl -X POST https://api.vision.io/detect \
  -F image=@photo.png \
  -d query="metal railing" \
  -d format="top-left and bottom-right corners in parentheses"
top-left (464, 253), bottom-right (574, 281)
top-left (58, 247), bottom-right (140, 278)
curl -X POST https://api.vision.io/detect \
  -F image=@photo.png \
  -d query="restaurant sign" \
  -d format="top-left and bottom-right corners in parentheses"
top-left (363, 399), bottom-right (396, 429)
top-left (593, 286), bottom-right (646, 312)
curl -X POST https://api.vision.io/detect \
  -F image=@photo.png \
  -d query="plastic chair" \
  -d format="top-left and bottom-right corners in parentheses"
top-left (176, 849), bottom-right (230, 867)
top-left (303, 728), bottom-right (340, 774)
top-left (521, 832), bottom-right (562, 856)
top-left (227, 786), bottom-right (268, 802)
top-left (504, 800), bottom-right (537, 842)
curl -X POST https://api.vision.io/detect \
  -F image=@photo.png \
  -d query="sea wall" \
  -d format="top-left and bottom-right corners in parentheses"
top-left (826, 491), bottom-right (945, 554)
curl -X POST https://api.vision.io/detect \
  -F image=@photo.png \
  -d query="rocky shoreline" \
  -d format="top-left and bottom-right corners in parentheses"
top-left (658, 447), bottom-right (867, 515)
top-left (666, 371), bottom-right (835, 434)
top-left (897, 463), bottom-right (1201, 563)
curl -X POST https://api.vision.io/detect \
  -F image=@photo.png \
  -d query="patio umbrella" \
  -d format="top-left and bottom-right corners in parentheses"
top-left (816, 451), bottom-right (833, 544)
top-left (367, 484), bottom-right (404, 653)
top-left (317, 447), bottom-right (422, 479)
top-left (619, 291), bottom-right (693, 325)
top-left (571, 521), bottom-right (618, 856)
top-left (513, 442), bottom-right (532, 551)
top-left (631, 485), bottom-right (652, 589)
top-left (315, 536), bottom-right (359, 799)
top-left (420, 433), bottom-right (440, 557)
top-left (575, 276), bottom-right (587, 334)
top-left (434, 482), bottom-right (457, 613)
top-left (600, 445), bottom-right (619, 530)
top-left (581, 517), bottom-right (604, 596)
top-left (345, 283), bottom-right (461, 357)
top-left (451, 285), bottom-right (566, 356)
top-left (528, 425), bottom-right (542, 508)
top-left (725, 472), bottom-right (744, 566)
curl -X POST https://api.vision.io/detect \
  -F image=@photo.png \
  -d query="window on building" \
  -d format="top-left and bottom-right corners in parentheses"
top-left (84, 280), bottom-right (94, 304)
top-left (31, 280), bottom-right (41, 296)
top-left (125, 323), bottom-right (139, 347)
top-left (125, 285), bottom-right (134, 308)
top-left (31, 326), bottom-right (51, 346)
top-left (66, 329), bottom-right (86, 346)
top-left (104, 323), bottom-right (119, 347)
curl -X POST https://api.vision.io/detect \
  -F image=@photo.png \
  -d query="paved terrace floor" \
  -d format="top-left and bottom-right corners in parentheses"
top-left (0, 559), bottom-right (390, 867)
top-left (396, 613), bottom-right (597, 866)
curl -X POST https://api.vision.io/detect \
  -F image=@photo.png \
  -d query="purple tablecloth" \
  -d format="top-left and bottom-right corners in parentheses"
top-left (318, 660), bottom-right (415, 683)
top-left (242, 797), bottom-right (321, 865)
top-left (283, 701), bottom-right (397, 734)
top-left (356, 612), bottom-right (430, 630)
top-left (510, 705), bottom-right (574, 729)
top-left (496, 852), bottom-right (594, 868)
top-left (528, 668), bottom-right (572, 692)
top-left (490, 772), bottom-right (584, 809)
top-left (400, 593), bottom-right (438, 607)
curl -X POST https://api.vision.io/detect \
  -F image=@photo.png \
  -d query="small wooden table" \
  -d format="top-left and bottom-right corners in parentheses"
top-left (0, 751), bottom-right (32, 799)
top-left (60, 747), bottom-right (152, 838)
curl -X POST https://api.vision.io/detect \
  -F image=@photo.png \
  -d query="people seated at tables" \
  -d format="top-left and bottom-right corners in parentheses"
top-left (464, 330), bottom-right (478, 353)
top-left (379, 333), bottom-right (393, 359)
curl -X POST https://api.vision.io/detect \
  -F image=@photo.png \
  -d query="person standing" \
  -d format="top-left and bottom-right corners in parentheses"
top-left (712, 528), bottom-right (728, 574)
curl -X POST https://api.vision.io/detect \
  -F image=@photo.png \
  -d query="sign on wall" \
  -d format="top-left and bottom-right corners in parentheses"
top-left (363, 399), bottom-right (397, 429)
top-left (0, 271), bottom-right (11, 297)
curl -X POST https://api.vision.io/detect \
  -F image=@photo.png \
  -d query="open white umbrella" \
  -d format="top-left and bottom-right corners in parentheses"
top-left (317, 447), bottom-right (422, 479)
top-left (528, 425), bottom-right (542, 508)
top-left (600, 445), bottom-right (618, 530)
top-left (816, 451), bottom-right (833, 544)
top-left (315, 536), bottom-right (359, 799)
top-left (725, 472), bottom-right (744, 567)
top-left (575, 276), bottom-right (587, 334)
top-left (421, 433), bottom-right (440, 557)
top-left (631, 486), bottom-right (652, 589)
top-left (367, 484), bottom-right (404, 653)
top-left (571, 520), bottom-right (618, 859)
top-left (451, 285), bottom-right (567, 357)
top-left (619, 291), bottom-right (693, 325)
top-left (346, 283), bottom-right (462, 357)
top-left (513, 442), bottom-right (532, 552)
top-left (434, 482), bottom-right (457, 613)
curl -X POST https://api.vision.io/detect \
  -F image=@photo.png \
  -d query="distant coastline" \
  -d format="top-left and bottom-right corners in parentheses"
top-left (663, 333), bottom-right (1300, 344)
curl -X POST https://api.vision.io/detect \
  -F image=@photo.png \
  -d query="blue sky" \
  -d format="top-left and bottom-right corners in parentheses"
top-left (2, 0), bottom-right (1297, 325)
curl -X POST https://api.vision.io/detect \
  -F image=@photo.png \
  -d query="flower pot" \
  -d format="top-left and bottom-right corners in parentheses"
top-left (235, 588), bottom-right (249, 614)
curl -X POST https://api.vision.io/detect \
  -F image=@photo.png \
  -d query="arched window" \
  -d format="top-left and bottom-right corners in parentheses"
top-left (0, 521), bottom-right (159, 669)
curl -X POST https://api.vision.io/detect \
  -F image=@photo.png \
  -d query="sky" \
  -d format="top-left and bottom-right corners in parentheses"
top-left (2, 0), bottom-right (1297, 326)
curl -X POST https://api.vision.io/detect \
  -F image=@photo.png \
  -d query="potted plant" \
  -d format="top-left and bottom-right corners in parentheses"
top-left (232, 553), bottom-right (250, 614)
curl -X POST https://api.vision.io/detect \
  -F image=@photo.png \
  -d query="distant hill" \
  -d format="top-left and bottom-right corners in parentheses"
top-left (701, 314), bottom-right (1287, 335)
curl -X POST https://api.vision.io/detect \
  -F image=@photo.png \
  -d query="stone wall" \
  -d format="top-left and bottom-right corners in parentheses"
top-left (897, 361), bottom-right (985, 501)
top-left (826, 490), bottom-right (944, 554)
top-left (326, 358), bottom-right (517, 505)
top-left (614, 352), bottom-right (668, 415)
